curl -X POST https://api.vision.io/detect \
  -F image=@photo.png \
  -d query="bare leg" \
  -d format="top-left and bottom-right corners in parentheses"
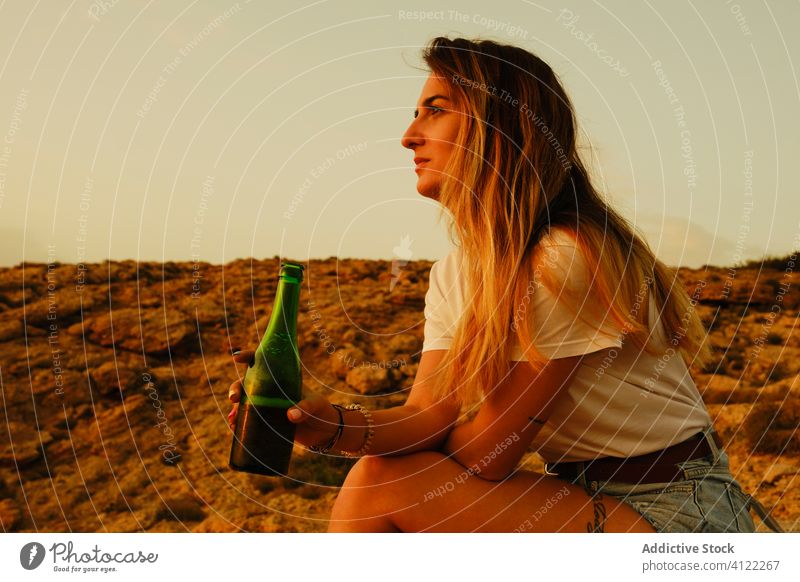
top-left (328, 451), bottom-right (656, 533)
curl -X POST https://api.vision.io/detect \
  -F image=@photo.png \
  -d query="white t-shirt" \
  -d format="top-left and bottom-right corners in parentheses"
top-left (421, 227), bottom-right (712, 463)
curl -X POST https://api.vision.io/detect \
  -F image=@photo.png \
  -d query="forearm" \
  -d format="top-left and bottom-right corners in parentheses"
top-left (441, 409), bottom-right (538, 480)
top-left (335, 404), bottom-right (455, 456)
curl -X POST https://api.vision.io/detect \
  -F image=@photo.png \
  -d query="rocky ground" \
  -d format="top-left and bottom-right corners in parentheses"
top-left (0, 255), bottom-right (797, 532)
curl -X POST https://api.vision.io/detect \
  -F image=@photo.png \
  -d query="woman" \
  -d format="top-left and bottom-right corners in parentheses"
top-left (228, 37), bottom-right (771, 533)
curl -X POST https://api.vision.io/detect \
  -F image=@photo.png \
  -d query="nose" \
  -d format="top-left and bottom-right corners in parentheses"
top-left (401, 116), bottom-right (423, 150)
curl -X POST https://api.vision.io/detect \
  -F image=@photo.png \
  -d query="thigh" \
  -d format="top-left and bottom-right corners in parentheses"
top-left (366, 451), bottom-right (656, 533)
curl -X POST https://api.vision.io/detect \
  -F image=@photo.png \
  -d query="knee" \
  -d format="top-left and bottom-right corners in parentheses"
top-left (344, 451), bottom-right (446, 489)
top-left (343, 455), bottom-right (400, 489)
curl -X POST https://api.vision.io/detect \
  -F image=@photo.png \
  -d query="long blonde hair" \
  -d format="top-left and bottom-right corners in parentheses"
top-left (421, 37), bottom-right (713, 407)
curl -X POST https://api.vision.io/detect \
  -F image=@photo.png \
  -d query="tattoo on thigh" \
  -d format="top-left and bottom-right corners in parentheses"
top-left (586, 491), bottom-right (607, 533)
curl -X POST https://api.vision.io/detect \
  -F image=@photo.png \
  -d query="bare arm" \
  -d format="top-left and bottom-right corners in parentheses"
top-left (441, 354), bottom-right (584, 481)
top-left (329, 349), bottom-right (459, 455)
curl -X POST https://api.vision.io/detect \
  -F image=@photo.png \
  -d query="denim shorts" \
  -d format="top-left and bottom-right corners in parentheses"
top-left (597, 450), bottom-right (755, 533)
top-left (563, 429), bottom-right (761, 533)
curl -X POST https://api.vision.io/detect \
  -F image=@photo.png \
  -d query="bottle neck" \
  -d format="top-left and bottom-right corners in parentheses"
top-left (264, 276), bottom-right (300, 342)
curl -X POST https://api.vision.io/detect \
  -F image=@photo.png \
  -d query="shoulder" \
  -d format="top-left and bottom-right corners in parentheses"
top-left (531, 226), bottom-right (591, 289)
top-left (427, 247), bottom-right (465, 291)
top-left (422, 248), bottom-right (465, 351)
top-left (426, 247), bottom-right (464, 298)
top-left (430, 247), bottom-right (463, 276)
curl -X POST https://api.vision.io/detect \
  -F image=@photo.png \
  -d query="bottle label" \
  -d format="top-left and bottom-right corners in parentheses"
top-left (242, 394), bottom-right (297, 408)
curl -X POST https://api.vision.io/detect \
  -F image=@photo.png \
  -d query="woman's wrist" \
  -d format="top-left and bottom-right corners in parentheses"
top-left (307, 403), bottom-right (344, 454)
top-left (335, 407), bottom-right (370, 454)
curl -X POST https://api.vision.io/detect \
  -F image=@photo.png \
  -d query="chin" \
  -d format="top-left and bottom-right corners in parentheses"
top-left (417, 190), bottom-right (440, 202)
top-left (416, 180), bottom-right (441, 201)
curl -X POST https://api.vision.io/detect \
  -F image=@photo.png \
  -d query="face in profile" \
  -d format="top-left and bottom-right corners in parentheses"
top-left (401, 74), bottom-right (461, 201)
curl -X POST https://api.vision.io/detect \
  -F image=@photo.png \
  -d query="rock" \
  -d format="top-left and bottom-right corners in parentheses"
top-left (0, 423), bottom-right (51, 468)
top-left (192, 514), bottom-right (239, 533)
top-left (330, 345), bottom-right (367, 379)
top-left (0, 286), bottom-right (32, 307)
top-left (257, 492), bottom-right (336, 532)
top-left (0, 443), bottom-right (40, 467)
top-left (81, 260), bottom-right (136, 285)
top-left (37, 430), bottom-right (55, 447)
top-left (0, 319), bottom-right (23, 342)
top-left (107, 282), bottom-right (163, 309)
top-left (185, 298), bottom-right (227, 326)
top-left (67, 405), bottom-right (93, 424)
top-left (15, 289), bottom-right (93, 328)
top-left (0, 498), bottom-right (22, 530)
top-left (65, 321), bottom-right (84, 337)
top-left (247, 474), bottom-right (277, 495)
top-left (386, 333), bottom-right (421, 355)
top-left (339, 328), bottom-right (357, 343)
top-left (763, 463), bottom-right (800, 485)
top-left (388, 292), bottom-right (425, 308)
top-left (55, 410), bottom-right (81, 430)
top-left (90, 361), bottom-right (142, 397)
top-left (373, 334), bottom-right (420, 371)
top-left (99, 512), bottom-right (145, 533)
top-left (26, 325), bottom-right (46, 337)
top-left (81, 308), bottom-right (200, 356)
top-left (387, 366), bottom-right (408, 385)
top-left (345, 366), bottom-right (391, 395)
top-left (156, 494), bottom-right (206, 522)
top-left (88, 394), bottom-right (151, 440)
top-left (400, 362), bottom-right (419, 378)
top-left (41, 437), bottom-right (76, 467)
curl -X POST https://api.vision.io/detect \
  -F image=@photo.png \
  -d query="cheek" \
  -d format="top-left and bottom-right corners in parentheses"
top-left (442, 126), bottom-right (459, 162)
top-left (438, 143), bottom-right (455, 167)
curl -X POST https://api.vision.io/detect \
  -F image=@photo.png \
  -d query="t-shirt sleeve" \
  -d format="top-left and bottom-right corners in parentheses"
top-left (511, 232), bottom-right (623, 360)
top-left (421, 259), bottom-right (457, 353)
top-left (420, 239), bottom-right (624, 360)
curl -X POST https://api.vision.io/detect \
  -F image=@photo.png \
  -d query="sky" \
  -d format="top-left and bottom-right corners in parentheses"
top-left (0, 0), bottom-right (797, 269)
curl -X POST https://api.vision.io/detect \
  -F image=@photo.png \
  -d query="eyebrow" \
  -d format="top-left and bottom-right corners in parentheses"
top-left (414, 94), bottom-right (450, 117)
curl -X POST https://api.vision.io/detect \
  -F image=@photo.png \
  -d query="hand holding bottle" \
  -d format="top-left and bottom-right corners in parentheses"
top-left (227, 349), bottom-right (255, 430)
top-left (228, 348), bottom-right (340, 450)
top-left (228, 261), bottom-right (312, 476)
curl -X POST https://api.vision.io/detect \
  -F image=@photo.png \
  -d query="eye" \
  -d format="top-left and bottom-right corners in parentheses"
top-left (413, 104), bottom-right (446, 119)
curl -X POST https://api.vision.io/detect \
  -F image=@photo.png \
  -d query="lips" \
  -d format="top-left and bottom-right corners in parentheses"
top-left (413, 157), bottom-right (430, 170)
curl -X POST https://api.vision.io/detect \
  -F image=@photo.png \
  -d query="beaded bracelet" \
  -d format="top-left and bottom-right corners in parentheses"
top-left (338, 404), bottom-right (374, 458)
top-left (307, 404), bottom-right (344, 454)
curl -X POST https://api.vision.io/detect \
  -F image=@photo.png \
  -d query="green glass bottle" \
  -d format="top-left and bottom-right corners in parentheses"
top-left (229, 261), bottom-right (305, 476)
